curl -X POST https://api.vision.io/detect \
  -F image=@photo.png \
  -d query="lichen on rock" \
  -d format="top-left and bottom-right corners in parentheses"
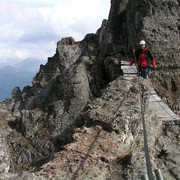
top-left (0, 0), bottom-right (180, 179)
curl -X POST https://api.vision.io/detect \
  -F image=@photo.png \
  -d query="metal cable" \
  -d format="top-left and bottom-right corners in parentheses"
top-left (119, 39), bottom-right (155, 179)
top-left (120, 36), bottom-right (130, 62)
top-left (132, 49), bottom-right (154, 180)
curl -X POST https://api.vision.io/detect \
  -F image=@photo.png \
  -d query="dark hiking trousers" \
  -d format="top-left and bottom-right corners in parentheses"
top-left (138, 66), bottom-right (149, 79)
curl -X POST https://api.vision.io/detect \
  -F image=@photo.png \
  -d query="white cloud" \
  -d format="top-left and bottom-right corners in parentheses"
top-left (38, 7), bottom-right (52, 21)
top-left (0, 0), bottom-right (110, 64)
top-left (14, 49), bottom-right (31, 59)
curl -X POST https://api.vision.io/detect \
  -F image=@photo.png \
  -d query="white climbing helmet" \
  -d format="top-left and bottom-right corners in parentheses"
top-left (140, 40), bottom-right (146, 45)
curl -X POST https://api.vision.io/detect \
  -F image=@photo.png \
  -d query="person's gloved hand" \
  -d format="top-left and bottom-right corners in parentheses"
top-left (152, 59), bottom-right (156, 68)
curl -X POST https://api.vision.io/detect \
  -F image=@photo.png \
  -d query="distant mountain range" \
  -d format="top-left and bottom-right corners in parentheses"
top-left (0, 58), bottom-right (46, 101)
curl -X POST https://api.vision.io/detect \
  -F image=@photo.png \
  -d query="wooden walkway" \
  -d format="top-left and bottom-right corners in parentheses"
top-left (121, 60), bottom-right (180, 121)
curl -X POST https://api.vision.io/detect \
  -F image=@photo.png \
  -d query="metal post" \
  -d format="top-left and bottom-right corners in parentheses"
top-left (154, 169), bottom-right (164, 180)
top-left (141, 174), bottom-right (149, 180)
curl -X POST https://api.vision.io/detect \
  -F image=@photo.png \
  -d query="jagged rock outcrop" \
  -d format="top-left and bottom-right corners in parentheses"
top-left (0, 30), bottom-right (118, 173)
top-left (38, 77), bottom-right (153, 179)
top-left (0, 0), bottom-right (179, 179)
top-left (96, 19), bottom-right (108, 44)
top-left (38, 77), bottom-right (179, 179)
top-left (33, 37), bottom-right (81, 85)
top-left (102, 0), bottom-right (180, 114)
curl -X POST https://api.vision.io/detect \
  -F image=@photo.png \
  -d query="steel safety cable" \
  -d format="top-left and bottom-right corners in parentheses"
top-left (120, 38), bottom-right (137, 76)
top-left (120, 36), bottom-right (130, 62)
top-left (132, 48), bottom-right (154, 180)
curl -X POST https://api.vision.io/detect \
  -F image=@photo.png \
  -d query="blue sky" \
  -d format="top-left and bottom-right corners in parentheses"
top-left (0, 0), bottom-right (110, 65)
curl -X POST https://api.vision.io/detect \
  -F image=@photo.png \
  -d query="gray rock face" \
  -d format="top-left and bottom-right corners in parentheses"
top-left (0, 0), bottom-right (179, 179)
top-left (85, 76), bottom-right (150, 133)
top-left (103, 0), bottom-right (180, 50)
top-left (102, 0), bottom-right (180, 115)
top-left (57, 44), bottom-right (81, 69)
top-left (33, 37), bottom-right (81, 85)
top-left (0, 31), bottom-right (104, 172)
top-left (38, 77), bottom-right (152, 179)
top-left (0, 172), bottom-right (50, 180)
top-left (96, 19), bottom-right (107, 44)
top-left (38, 77), bottom-right (180, 180)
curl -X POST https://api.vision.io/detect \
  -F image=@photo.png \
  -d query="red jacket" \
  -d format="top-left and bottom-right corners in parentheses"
top-left (130, 48), bottom-right (156, 67)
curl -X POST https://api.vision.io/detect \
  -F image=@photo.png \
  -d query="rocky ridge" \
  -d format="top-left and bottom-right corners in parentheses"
top-left (0, 0), bottom-right (180, 179)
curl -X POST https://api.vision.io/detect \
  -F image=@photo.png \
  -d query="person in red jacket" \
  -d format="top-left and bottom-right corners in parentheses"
top-left (129, 40), bottom-right (156, 79)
